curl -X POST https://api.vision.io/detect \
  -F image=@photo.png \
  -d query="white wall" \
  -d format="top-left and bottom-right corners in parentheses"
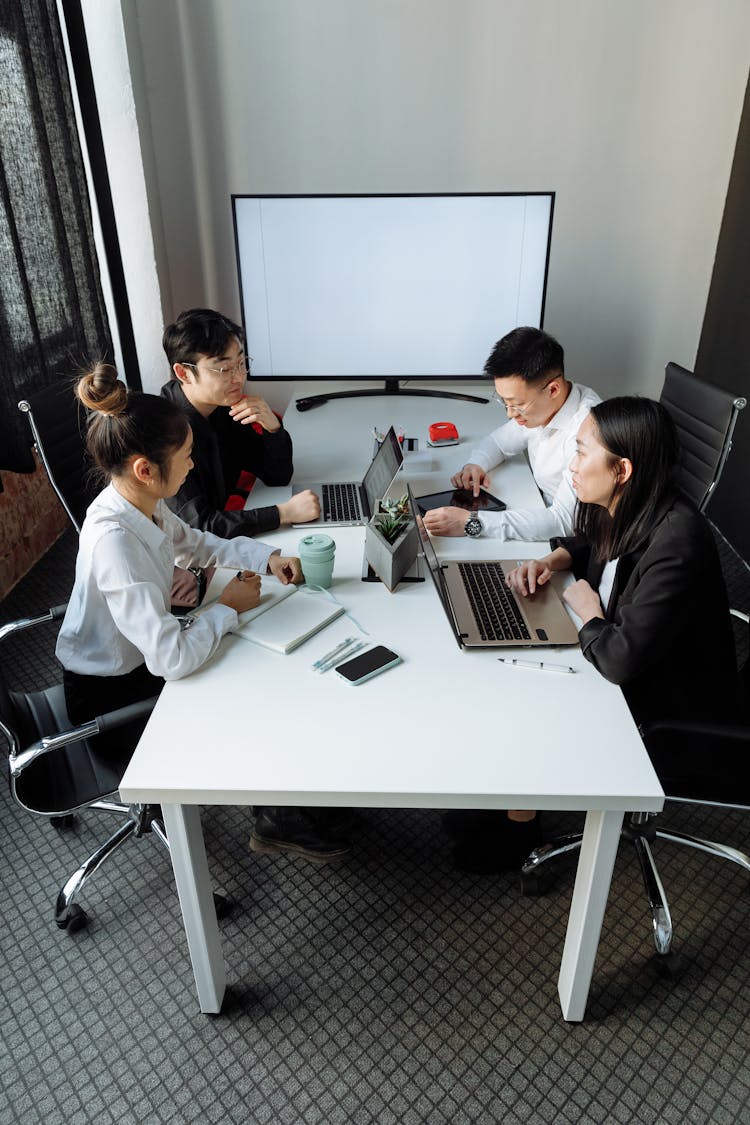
top-left (78, 0), bottom-right (166, 389)
top-left (121, 0), bottom-right (750, 397)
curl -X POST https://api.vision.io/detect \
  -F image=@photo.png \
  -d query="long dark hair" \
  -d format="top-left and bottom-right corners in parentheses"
top-left (76, 362), bottom-right (190, 483)
top-left (575, 397), bottom-right (680, 561)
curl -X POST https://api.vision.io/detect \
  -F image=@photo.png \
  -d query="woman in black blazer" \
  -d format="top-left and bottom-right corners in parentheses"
top-left (450, 397), bottom-right (738, 874)
top-left (511, 396), bottom-right (738, 728)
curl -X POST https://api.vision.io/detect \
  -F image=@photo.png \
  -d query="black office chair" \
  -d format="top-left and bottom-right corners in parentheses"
top-left (1, 604), bottom-right (163, 932)
top-left (1, 605), bottom-right (231, 933)
top-left (18, 380), bottom-right (97, 533)
top-left (521, 610), bottom-right (750, 967)
top-left (659, 362), bottom-right (746, 512)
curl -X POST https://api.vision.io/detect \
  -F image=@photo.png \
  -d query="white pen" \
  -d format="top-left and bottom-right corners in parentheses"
top-left (312, 636), bottom-right (357, 670)
top-left (498, 657), bottom-right (576, 675)
top-left (317, 640), bottom-right (367, 674)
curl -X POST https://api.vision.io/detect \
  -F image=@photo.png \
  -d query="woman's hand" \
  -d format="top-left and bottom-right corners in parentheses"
top-left (563, 579), bottom-right (604, 624)
top-left (219, 571), bottom-right (262, 613)
top-left (268, 554), bottom-right (304, 585)
top-left (506, 558), bottom-right (553, 597)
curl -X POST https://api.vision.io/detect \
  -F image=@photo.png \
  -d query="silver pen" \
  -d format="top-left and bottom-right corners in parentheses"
top-left (498, 657), bottom-right (576, 675)
top-left (317, 640), bottom-right (367, 674)
top-left (312, 636), bottom-right (357, 670)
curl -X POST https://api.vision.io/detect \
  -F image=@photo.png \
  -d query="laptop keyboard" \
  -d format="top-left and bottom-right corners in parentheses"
top-left (322, 482), bottom-right (362, 522)
top-left (458, 562), bottom-right (531, 642)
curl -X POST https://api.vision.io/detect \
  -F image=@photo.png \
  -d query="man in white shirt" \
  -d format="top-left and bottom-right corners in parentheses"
top-left (423, 327), bottom-right (600, 543)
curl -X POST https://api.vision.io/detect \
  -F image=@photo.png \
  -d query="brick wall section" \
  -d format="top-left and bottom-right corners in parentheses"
top-left (0, 455), bottom-right (69, 600)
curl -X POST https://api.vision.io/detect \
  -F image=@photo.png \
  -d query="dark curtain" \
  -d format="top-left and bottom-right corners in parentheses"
top-left (0, 0), bottom-right (112, 474)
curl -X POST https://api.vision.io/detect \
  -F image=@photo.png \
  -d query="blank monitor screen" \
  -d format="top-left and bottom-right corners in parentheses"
top-left (232, 193), bottom-right (554, 382)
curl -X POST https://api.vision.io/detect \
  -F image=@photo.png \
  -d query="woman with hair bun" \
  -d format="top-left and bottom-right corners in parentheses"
top-left (56, 363), bottom-right (302, 735)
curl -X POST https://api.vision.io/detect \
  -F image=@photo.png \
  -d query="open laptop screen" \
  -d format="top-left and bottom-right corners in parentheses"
top-left (407, 485), bottom-right (463, 646)
top-left (363, 428), bottom-right (404, 510)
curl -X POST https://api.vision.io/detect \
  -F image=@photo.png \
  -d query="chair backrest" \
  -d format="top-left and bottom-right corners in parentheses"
top-left (18, 381), bottom-right (98, 533)
top-left (659, 362), bottom-right (746, 512)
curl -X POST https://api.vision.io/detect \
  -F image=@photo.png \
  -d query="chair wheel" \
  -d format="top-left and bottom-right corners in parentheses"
top-left (50, 814), bottom-right (76, 830)
top-left (213, 892), bottom-right (233, 919)
top-left (57, 904), bottom-right (89, 933)
top-left (519, 871), bottom-right (546, 897)
top-left (653, 951), bottom-right (687, 981)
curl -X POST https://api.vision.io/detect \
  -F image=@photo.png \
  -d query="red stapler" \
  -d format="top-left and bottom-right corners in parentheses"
top-left (427, 421), bottom-right (459, 447)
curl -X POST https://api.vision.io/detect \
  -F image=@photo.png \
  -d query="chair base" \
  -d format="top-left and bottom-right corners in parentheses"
top-left (54, 803), bottom-right (166, 930)
top-left (520, 813), bottom-right (750, 958)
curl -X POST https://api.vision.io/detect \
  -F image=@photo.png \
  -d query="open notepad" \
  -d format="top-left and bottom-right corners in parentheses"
top-left (230, 579), bottom-right (344, 654)
top-left (196, 569), bottom-right (344, 654)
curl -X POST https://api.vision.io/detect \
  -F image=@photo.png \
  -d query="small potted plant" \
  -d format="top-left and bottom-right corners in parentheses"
top-left (365, 494), bottom-right (419, 592)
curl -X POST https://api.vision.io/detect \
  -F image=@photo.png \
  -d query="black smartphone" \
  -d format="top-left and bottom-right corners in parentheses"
top-left (335, 645), bottom-right (402, 685)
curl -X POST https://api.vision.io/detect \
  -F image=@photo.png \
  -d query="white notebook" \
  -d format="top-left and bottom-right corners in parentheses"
top-left (231, 581), bottom-right (344, 654)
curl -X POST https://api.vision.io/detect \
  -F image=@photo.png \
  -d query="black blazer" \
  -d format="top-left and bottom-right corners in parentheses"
top-left (160, 380), bottom-right (294, 538)
top-left (555, 493), bottom-right (738, 728)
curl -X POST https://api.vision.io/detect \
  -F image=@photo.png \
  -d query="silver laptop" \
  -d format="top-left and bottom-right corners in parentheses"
top-left (408, 487), bottom-right (579, 649)
top-left (293, 426), bottom-right (404, 526)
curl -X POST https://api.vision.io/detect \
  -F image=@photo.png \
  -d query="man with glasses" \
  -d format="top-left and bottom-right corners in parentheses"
top-left (423, 326), bottom-right (600, 542)
top-left (161, 307), bottom-right (320, 537)
top-left (160, 308), bottom-right (349, 864)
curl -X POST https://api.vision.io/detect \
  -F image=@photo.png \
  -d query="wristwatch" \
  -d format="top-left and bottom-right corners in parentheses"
top-left (464, 513), bottom-right (483, 538)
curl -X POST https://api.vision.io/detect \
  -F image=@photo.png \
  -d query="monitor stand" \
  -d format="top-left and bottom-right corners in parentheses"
top-left (295, 378), bottom-right (489, 412)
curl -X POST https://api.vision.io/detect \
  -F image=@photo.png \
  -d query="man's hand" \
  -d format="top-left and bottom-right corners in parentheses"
top-left (563, 579), bottom-right (604, 624)
top-left (229, 395), bottom-right (281, 431)
top-left (422, 506), bottom-right (470, 537)
top-left (450, 463), bottom-right (490, 497)
top-left (277, 490), bottom-right (321, 525)
top-left (218, 571), bottom-right (262, 613)
top-left (268, 554), bottom-right (304, 585)
top-left (506, 558), bottom-right (554, 597)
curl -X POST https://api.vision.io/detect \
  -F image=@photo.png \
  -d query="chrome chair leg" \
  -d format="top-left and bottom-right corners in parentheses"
top-left (633, 834), bottom-right (673, 955)
top-left (521, 832), bottom-right (583, 876)
top-left (55, 818), bottom-right (137, 930)
top-left (655, 829), bottom-right (750, 873)
top-left (150, 817), bottom-right (170, 852)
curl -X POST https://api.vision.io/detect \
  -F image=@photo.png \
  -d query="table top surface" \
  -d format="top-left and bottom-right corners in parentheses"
top-left (120, 385), bottom-right (664, 813)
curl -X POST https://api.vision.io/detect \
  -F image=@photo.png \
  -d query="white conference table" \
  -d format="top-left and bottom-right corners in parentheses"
top-left (120, 383), bottom-right (664, 1022)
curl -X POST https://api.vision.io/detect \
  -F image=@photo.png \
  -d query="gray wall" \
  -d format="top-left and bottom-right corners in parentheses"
top-left (123, 0), bottom-right (750, 400)
top-left (695, 72), bottom-right (750, 560)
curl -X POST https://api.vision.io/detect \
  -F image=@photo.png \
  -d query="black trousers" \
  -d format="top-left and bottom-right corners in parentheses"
top-left (63, 664), bottom-right (165, 764)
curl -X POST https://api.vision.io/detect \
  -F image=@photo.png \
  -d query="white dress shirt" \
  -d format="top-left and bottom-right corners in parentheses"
top-left (466, 381), bottom-right (601, 541)
top-left (56, 483), bottom-right (277, 681)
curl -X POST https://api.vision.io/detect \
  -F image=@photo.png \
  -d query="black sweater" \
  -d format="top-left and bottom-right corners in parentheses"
top-left (160, 380), bottom-right (293, 538)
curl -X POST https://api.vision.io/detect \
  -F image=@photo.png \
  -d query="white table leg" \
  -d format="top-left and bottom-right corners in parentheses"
top-left (557, 809), bottom-right (623, 1021)
top-left (162, 803), bottom-right (226, 1014)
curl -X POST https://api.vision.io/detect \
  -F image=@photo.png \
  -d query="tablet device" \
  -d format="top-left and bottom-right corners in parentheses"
top-left (413, 487), bottom-right (506, 515)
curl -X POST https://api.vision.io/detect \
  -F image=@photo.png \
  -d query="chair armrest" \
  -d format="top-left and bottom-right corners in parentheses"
top-left (9, 695), bottom-right (159, 777)
top-left (0, 604), bottom-right (68, 643)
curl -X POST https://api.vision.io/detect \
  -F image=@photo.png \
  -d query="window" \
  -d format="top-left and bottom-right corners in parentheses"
top-left (0, 0), bottom-right (112, 474)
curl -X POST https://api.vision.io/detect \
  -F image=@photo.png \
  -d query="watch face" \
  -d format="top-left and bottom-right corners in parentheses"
top-left (465, 516), bottom-right (482, 537)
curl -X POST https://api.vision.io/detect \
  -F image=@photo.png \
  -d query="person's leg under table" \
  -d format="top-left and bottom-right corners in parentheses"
top-left (557, 809), bottom-right (623, 1021)
top-left (162, 803), bottom-right (226, 1013)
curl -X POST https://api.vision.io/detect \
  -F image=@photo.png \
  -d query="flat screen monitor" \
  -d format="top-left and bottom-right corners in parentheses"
top-left (232, 192), bottom-right (554, 409)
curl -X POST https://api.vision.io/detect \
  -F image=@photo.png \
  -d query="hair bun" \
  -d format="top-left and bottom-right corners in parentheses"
top-left (76, 362), bottom-right (128, 416)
